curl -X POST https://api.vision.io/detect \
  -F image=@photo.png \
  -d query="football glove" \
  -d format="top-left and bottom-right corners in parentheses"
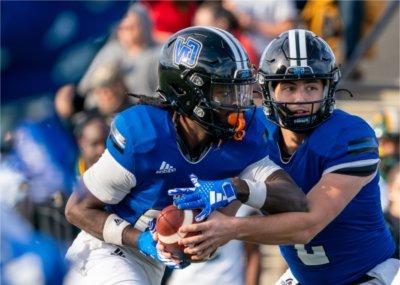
top-left (168, 174), bottom-right (237, 222)
top-left (137, 230), bottom-right (190, 269)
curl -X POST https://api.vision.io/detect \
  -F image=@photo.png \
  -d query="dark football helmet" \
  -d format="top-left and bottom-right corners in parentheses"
top-left (158, 26), bottom-right (256, 140)
top-left (258, 29), bottom-right (341, 132)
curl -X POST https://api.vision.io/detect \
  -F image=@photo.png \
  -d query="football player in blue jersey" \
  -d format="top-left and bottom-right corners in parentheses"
top-left (173, 29), bottom-right (399, 284)
top-left (64, 26), bottom-right (308, 285)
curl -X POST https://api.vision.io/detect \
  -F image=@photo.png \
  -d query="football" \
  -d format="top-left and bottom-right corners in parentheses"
top-left (155, 205), bottom-right (200, 260)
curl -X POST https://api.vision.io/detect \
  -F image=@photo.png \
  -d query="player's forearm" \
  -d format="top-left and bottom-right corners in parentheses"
top-left (232, 212), bottom-right (315, 245)
top-left (232, 170), bottom-right (308, 214)
top-left (232, 173), bottom-right (369, 245)
top-left (265, 170), bottom-right (308, 213)
top-left (66, 193), bottom-right (142, 249)
top-left (121, 226), bottom-right (142, 249)
top-left (65, 192), bottom-right (109, 240)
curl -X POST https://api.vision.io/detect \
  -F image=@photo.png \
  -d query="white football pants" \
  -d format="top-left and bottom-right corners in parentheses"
top-left (64, 231), bottom-right (165, 285)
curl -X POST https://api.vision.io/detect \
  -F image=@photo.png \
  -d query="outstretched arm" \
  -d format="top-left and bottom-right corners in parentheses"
top-left (233, 169), bottom-right (307, 214)
top-left (179, 172), bottom-right (374, 260)
top-left (234, 172), bottom-right (374, 244)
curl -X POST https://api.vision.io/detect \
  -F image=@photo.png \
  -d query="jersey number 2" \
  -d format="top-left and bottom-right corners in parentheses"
top-left (294, 244), bottom-right (329, 265)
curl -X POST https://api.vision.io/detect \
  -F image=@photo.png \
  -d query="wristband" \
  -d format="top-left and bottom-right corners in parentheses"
top-left (243, 179), bottom-right (267, 209)
top-left (103, 214), bottom-right (130, 246)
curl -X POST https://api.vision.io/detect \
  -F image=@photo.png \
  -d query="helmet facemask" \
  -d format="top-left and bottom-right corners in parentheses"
top-left (190, 75), bottom-right (255, 140)
top-left (262, 76), bottom-right (337, 133)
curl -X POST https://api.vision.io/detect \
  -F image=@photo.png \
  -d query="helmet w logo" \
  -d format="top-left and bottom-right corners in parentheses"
top-left (173, 36), bottom-right (202, 68)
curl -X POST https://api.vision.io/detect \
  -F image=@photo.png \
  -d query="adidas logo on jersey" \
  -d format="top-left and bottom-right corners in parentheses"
top-left (114, 218), bottom-right (123, 226)
top-left (156, 161), bottom-right (176, 174)
top-left (111, 248), bottom-right (126, 258)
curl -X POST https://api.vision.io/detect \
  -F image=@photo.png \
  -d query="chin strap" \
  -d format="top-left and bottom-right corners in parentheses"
top-left (227, 112), bottom-right (246, 141)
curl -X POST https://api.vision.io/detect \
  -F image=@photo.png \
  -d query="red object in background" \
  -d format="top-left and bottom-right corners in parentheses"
top-left (233, 31), bottom-right (259, 65)
top-left (142, 0), bottom-right (198, 41)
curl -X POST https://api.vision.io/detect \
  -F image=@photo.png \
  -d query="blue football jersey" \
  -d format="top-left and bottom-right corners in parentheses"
top-left (105, 105), bottom-right (268, 226)
top-left (260, 109), bottom-right (395, 284)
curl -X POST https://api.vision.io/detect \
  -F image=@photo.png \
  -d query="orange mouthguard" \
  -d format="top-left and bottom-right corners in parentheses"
top-left (227, 112), bottom-right (246, 140)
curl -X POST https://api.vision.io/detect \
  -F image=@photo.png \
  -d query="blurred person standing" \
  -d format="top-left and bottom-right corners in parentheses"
top-left (223, 0), bottom-right (296, 58)
top-left (79, 3), bottom-right (160, 98)
top-left (84, 64), bottom-right (132, 124)
top-left (193, 1), bottom-right (258, 64)
top-left (55, 64), bottom-right (133, 131)
top-left (73, 115), bottom-right (109, 176)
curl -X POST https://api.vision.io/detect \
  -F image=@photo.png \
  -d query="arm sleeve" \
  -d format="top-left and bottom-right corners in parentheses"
top-left (238, 156), bottom-right (281, 182)
top-left (83, 150), bottom-right (136, 204)
top-left (323, 122), bottom-right (380, 177)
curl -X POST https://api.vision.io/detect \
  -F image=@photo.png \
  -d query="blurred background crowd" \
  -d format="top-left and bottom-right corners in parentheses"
top-left (1, 1), bottom-right (399, 284)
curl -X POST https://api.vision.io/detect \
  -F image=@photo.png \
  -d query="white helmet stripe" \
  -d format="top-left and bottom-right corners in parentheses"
top-left (216, 28), bottom-right (248, 69)
top-left (288, 29), bottom-right (298, 66)
top-left (298, 29), bottom-right (308, 66)
top-left (201, 26), bottom-right (246, 70)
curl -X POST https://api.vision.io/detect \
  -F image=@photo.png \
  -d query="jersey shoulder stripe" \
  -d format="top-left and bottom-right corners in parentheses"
top-left (347, 137), bottom-right (378, 156)
top-left (323, 158), bottom-right (380, 176)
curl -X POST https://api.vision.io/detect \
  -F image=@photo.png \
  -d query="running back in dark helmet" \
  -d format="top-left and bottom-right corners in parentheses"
top-left (158, 26), bottom-right (256, 140)
top-left (258, 29), bottom-right (341, 132)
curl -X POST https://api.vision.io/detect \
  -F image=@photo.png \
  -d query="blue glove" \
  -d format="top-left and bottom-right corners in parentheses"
top-left (168, 174), bottom-right (237, 222)
top-left (137, 230), bottom-right (190, 269)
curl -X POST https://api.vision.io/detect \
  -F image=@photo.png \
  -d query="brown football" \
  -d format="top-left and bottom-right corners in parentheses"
top-left (155, 205), bottom-right (200, 260)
